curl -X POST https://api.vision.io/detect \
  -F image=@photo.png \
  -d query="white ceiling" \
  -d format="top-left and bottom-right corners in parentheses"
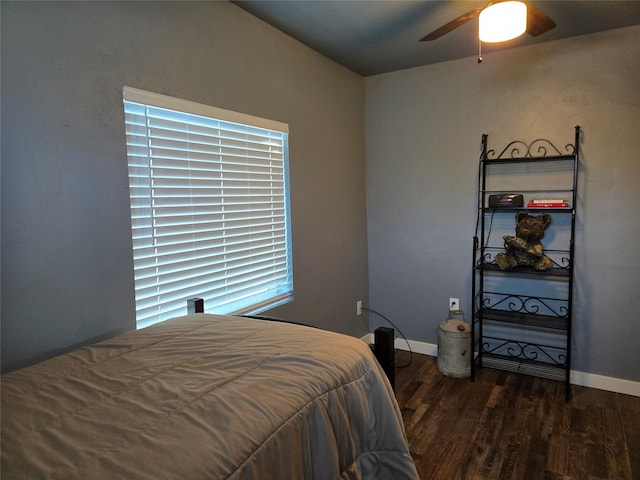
top-left (233, 1), bottom-right (640, 76)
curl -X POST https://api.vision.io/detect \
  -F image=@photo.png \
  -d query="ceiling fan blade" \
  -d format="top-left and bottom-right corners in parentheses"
top-left (526, 4), bottom-right (556, 36)
top-left (419, 7), bottom-right (483, 41)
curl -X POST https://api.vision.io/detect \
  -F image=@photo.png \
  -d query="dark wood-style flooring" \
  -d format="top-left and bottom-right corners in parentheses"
top-left (394, 352), bottom-right (640, 480)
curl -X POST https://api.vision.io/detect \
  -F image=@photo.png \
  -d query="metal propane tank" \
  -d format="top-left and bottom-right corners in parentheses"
top-left (436, 310), bottom-right (471, 378)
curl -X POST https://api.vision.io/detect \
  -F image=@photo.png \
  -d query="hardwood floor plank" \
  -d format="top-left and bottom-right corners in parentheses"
top-left (460, 385), bottom-right (509, 479)
top-left (618, 394), bottom-right (640, 479)
top-left (522, 403), bottom-right (552, 479)
top-left (545, 402), bottom-right (571, 476)
top-left (493, 388), bottom-right (541, 479)
top-left (429, 381), bottom-right (493, 479)
top-left (602, 407), bottom-right (633, 479)
top-left (568, 405), bottom-right (608, 478)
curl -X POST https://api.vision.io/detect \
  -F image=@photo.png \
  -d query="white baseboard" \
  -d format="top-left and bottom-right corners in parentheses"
top-left (360, 333), bottom-right (439, 357)
top-left (361, 334), bottom-right (640, 397)
top-left (569, 370), bottom-right (640, 397)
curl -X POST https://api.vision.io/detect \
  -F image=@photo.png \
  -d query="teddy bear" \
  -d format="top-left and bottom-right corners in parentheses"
top-left (494, 211), bottom-right (553, 271)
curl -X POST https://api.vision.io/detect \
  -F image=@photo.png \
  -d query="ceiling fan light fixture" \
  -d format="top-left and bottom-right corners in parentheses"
top-left (479, 1), bottom-right (527, 43)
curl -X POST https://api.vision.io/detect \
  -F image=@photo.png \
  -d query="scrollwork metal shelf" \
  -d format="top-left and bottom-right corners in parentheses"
top-left (478, 262), bottom-right (570, 276)
top-left (479, 290), bottom-right (569, 331)
top-left (476, 248), bottom-right (572, 276)
top-left (481, 337), bottom-right (568, 366)
top-left (471, 126), bottom-right (580, 401)
top-left (485, 136), bottom-right (576, 162)
top-left (482, 207), bottom-right (573, 213)
top-left (480, 353), bottom-right (568, 383)
top-left (480, 308), bottom-right (568, 330)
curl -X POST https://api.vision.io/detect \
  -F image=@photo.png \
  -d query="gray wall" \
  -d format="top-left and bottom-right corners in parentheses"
top-left (365, 26), bottom-right (640, 382)
top-left (1, 1), bottom-right (369, 372)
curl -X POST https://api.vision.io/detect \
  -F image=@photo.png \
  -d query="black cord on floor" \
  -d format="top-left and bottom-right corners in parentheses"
top-left (362, 306), bottom-right (412, 368)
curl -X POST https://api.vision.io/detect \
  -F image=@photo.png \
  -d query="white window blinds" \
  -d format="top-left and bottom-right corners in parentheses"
top-left (123, 87), bottom-right (293, 328)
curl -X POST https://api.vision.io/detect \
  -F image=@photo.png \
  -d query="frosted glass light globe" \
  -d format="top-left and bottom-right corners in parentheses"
top-left (479, 1), bottom-right (527, 43)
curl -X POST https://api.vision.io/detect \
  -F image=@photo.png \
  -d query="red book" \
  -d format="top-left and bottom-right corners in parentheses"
top-left (527, 203), bottom-right (569, 208)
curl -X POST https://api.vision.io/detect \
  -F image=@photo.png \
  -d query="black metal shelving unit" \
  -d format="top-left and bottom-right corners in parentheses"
top-left (471, 126), bottom-right (580, 401)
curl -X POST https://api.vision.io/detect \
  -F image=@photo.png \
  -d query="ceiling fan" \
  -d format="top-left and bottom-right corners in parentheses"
top-left (419, 1), bottom-right (556, 60)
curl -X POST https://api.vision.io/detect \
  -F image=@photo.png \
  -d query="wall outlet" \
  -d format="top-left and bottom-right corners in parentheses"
top-left (449, 297), bottom-right (460, 311)
top-left (356, 300), bottom-right (363, 316)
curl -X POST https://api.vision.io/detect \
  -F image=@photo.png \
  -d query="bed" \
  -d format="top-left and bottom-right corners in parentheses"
top-left (1, 312), bottom-right (418, 479)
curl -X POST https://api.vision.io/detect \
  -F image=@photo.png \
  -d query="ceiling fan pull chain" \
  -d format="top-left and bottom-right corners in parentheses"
top-left (478, 39), bottom-right (483, 63)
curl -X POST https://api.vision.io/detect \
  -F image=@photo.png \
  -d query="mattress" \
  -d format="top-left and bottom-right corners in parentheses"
top-left (1, 313), bottom-right (418, 479)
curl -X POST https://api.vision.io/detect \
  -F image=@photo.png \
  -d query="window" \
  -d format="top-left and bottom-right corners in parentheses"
top-left (123, 87), bottom-right (293, 328)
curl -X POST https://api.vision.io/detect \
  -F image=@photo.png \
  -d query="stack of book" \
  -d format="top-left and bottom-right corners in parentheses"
top-left (527, 199), bottom-right (569, 208)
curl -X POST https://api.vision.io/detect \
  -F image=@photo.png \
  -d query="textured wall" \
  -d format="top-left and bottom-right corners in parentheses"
top-left (365, 26), bottom-right (640, 381)
top-left (1, 1), bottom-right (368, 371)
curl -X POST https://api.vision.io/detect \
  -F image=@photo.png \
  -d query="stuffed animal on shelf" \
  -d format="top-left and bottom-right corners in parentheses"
top-left (495, 211), bottom-right (553, 271)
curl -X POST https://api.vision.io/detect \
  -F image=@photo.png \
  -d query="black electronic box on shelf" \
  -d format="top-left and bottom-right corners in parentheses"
top-left (488, 193), bottom-right (524, 208)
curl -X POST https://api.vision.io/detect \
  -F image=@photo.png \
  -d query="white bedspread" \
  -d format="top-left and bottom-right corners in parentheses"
top-left (1, 314), bottom-right (418, 479)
